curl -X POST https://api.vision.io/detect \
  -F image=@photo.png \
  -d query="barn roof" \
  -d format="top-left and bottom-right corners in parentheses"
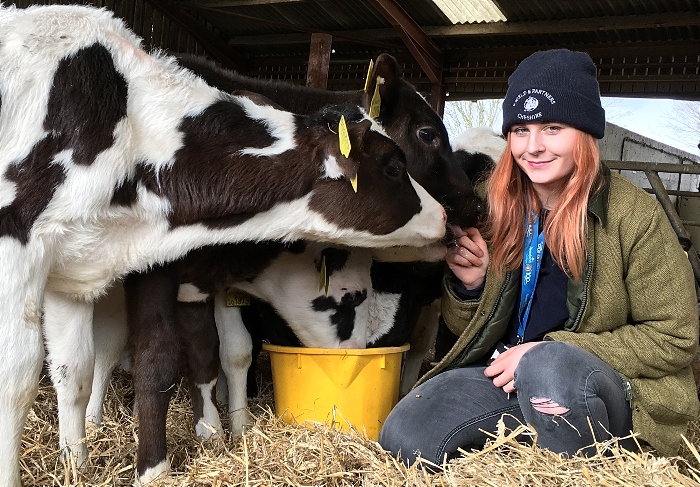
top-left (12, 0), bottom-right (700, 107)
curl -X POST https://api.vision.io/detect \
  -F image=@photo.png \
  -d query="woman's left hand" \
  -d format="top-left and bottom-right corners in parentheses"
top-left (484, 342), bottom-right (541, 393)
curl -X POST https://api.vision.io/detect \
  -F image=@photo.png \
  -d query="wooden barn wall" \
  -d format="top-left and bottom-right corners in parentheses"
top-left (8, 0), bottom-right (210, 58)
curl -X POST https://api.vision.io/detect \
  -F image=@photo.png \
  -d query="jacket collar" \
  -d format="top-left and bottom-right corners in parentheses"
top-left (587, 162), bottom-right (610, 227)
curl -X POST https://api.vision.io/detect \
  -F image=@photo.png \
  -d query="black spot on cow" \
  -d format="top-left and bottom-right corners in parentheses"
top-left (367, 261), bottom-right (444, 348)
top-left (161, 98), bottom-right (315, 227)
top-left (46, 43), bottom-right (127, 166)
top-left (315, 247), bottom-right (349, 278)
top-left (110, 160), bottom-right (149, 207)
top-left (0, 137), bottom-right (67, 244)
top-left (311, 289), bottom-right (367, 341)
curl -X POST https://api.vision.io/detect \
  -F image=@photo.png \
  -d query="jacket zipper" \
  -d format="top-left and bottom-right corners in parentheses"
top-left (569, 254), bottom-right (592, 331)
top-left (446, 271), bottom-right (513, 368)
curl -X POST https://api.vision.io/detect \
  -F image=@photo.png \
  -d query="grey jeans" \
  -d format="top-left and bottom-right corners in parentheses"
top-left (378, 341), bottom-right (635, 466)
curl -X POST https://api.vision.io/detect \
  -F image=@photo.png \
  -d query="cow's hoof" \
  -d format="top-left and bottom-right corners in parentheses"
top-left (60, 443), bottom-right (88, 470)
top-left (195, 419), bottom-right (223, 441)
top-left (229, 408), bottom-right (253, 437)
top-left (134, 459), bottom-right (170, 486)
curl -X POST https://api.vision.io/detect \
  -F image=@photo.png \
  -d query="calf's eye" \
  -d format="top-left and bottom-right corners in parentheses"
top-left (417, 127), bottom-right (439, 145)
top-left (384, 161), bottom-right (403, 178)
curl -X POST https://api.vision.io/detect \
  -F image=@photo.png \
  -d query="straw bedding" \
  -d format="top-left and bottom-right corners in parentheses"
top-left (19, 353), bottom-right (700, 487)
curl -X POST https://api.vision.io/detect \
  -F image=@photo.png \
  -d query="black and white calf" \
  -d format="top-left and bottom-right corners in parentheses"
top-left (0, 5), bottom-right (447, 486)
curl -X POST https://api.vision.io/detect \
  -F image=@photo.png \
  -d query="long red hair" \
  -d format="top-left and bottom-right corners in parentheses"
top-left (485, 130), bottom-right (602, 280)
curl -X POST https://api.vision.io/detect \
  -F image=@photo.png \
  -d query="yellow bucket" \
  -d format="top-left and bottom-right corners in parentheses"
top-left (262, 343), bottom-right (409, 440)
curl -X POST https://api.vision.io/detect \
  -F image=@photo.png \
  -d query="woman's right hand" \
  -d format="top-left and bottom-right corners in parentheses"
top-left (446, 226), bottom-right (489, 290)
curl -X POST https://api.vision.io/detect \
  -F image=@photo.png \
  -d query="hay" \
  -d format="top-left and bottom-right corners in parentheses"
top-left (19, 364), bottom-right (700, 487)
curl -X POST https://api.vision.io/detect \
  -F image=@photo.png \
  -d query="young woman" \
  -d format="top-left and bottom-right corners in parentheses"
top-left (378, 49), bottom-right (699, 466)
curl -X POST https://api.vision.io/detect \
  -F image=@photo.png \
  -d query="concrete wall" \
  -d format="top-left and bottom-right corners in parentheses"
top-left (600, 122), bottom-right (700, 246)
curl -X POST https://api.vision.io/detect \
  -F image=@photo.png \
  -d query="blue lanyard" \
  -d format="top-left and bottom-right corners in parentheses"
top-left (517, 214), bottom-right (545, 343)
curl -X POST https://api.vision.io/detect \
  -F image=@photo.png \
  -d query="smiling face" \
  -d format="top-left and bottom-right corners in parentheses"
top-left (509, 122), bottom-right (578, 209)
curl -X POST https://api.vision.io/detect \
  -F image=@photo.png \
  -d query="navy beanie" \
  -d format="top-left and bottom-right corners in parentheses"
top-left (502, 49), bottom-right (605, 139)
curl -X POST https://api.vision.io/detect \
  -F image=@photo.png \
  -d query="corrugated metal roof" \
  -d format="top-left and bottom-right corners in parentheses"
top-left (432, 0), bottom-right (505, 24)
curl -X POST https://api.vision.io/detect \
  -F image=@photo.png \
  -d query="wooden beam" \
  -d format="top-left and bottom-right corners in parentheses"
top-left (307, 33), bottom-right (332, 89)
top-left (220, 11), bottom-right (700, 46)
top-left (145, 0), bottom-right (247, 71)
top-left (180, 3), bottom-right (406, 51)
top-left (364, 0), bottom-right (443, 85)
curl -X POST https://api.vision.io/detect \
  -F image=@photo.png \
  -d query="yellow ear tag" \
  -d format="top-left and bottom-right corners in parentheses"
top-left (318, 255), bottom-right (330, 297)
top-left (226, 288), bottom-right (251, 307)
top-left (338, 115), bottom-right (351, 158)
top-left (363, 59), bottom-right (374, 93)
top-left (369, 75), bottom-right (382, 118)
top-left (350, 173), bottom-right (358, 193)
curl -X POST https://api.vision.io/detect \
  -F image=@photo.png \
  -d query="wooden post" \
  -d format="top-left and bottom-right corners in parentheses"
top-left (430, 82), bottom-right (445, 116)
top-left (307, 33), bottom-right (332, 89)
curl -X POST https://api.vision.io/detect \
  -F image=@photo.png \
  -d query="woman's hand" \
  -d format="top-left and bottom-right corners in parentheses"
top-left (484, 342), bottom-right (541, 393)
top-left (446, 226), bottom-right (489, 290)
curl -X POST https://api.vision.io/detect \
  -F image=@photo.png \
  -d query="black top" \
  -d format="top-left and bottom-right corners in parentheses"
top-left (505, 244), bottom-right (569, 345)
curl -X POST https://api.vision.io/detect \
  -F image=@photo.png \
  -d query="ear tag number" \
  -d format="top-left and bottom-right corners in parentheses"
top-left (363, 59), bottom-right (374, 93)
top-left (369, 76), bottom-right (382, 118)
top-left (318, 255), bottom-right (330, 297)
top-left (226, 289), bottom-right (251, 307)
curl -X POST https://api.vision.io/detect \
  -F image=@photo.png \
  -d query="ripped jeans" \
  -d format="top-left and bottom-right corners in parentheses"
top-left (378, 341), bottom-right (635, 466)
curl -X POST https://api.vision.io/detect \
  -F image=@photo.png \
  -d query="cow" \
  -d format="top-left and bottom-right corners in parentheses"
top-left (0, 5), bottom-right (448, 486)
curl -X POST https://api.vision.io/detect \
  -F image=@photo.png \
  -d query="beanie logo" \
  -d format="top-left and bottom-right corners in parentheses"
top-left (523, 96), bottom-right (539, 112)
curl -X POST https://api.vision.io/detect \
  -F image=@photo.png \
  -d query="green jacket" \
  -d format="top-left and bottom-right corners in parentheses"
top-left (420, 166), bottom-right (700, 457)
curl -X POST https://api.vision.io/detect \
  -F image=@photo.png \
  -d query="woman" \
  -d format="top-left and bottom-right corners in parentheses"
top-left (378, 49), bottom-right (699, 467)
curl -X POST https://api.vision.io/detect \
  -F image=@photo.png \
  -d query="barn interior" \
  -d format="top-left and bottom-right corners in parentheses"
top-left (6, 2), bottom-right (700, 484)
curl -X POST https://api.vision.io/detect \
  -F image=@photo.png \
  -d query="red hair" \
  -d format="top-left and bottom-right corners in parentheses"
top-left (485, 130), bottom-right (602, 280)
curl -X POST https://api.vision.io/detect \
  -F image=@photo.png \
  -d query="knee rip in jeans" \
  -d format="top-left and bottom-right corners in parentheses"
top-left (530, 397), bottom-right (569, 415)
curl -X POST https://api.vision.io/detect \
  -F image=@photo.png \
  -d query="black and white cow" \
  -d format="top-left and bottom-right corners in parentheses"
top-left (0, 5), bottom-right (448, 486)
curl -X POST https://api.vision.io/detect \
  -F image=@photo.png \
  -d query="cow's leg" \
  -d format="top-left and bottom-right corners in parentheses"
top-left (400, 299), bottom-right (441, 396)
top-left (44, 290), bottom-right (96, 468)
top-left (177, 298), bottom-right (223, 440)
top-left (214, 290), bottom-right (253, 436)
top-left (125, 264), bottom-right (180, 485)
top-left (0, 255), bottom-right (45, 487)
top-left (241, 301), bottom-right (266, 398)
top-left (86, 282), bottom-right (128, 426)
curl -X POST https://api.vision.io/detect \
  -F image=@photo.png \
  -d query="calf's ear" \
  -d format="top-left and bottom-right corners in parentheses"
top-left (346, 119), bottom-right (372, 152)
top-left (320, 119), bottom-right (366, 192)
top-left (366, 53), bottom-right (400, 113)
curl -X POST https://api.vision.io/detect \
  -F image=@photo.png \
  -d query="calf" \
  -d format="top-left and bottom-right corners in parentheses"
top-left (0, 5), bottom-right (447, 486)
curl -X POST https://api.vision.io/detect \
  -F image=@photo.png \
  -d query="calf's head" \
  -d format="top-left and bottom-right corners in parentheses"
top-left (366, 55), bottom-right (484, 228)
top-left (299, 104), bottom-right (447, 246)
